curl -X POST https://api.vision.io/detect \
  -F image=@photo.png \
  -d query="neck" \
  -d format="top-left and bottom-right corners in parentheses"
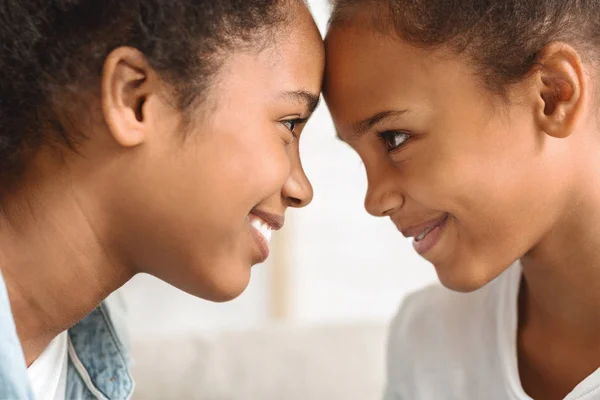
top-left (521, 171), bottom-right (600, 345)
top-left (0, 162), bottom-right (133, 366)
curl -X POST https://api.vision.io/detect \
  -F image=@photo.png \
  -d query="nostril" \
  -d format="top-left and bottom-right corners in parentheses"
top-left (288, 196), bottom-right (303, 207)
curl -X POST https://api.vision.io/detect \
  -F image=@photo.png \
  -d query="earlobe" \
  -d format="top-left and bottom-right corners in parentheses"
top-left (101, 47), bottom-right (153, 148)
top-left (534, 42), bottom-right (586, 139)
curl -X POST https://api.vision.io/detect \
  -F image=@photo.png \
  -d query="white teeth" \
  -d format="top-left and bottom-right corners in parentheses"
top-left (250, 216), bottom-right (273, 243)
top-left (415, 225), bottom-right (434, 242)
top-left (263, 225), bottom-right (272, 242)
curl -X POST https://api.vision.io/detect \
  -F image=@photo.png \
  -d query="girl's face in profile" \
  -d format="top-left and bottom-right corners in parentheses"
top-left (324, 20), bottom-right (577, 292)
top-left (101, 4), bottom-right (324, 301)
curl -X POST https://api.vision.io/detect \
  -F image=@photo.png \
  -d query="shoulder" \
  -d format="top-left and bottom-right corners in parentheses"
top-left (385, 265), bottom-right (519, 398)
top-left (390, 276), bottom-right (501, 344)
top-left (387, 281), bottom-right (498, 368)
top-left (0, 269), bottom-right (34, 399)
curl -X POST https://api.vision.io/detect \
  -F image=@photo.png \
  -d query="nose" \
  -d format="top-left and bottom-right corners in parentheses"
top-left (282, 150), bottom-right (313, 208)
top-left (364, 161), bottom-right (404, 217)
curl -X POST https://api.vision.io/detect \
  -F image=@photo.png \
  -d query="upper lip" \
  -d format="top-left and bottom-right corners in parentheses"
top-left (395, 214), bottom-right (448, 238)
top-left (250, 209), bottom-right (284, 230)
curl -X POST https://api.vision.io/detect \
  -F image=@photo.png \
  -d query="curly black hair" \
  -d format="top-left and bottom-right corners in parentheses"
top-left (330, 0), bottom-right (600, 94)
top-left (0, 0), bottom-right (295, 181)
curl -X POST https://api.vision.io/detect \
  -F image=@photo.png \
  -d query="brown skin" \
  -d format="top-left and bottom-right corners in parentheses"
top-left (0, 3), bottom-right (324, 366)
top-left (324, 15), bottom-right (600, 400)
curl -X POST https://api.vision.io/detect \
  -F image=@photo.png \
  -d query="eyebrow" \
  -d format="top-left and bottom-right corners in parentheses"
top-left (279, 90), bottom-right (321, 114)
top-left (340, 109), bottom-right (409, 141)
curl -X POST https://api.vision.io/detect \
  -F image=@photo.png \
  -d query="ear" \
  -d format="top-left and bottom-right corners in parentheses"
top-left (101, 47), bottom-right (156, 147)
top-left (533, 42), bottom-right (587, 139)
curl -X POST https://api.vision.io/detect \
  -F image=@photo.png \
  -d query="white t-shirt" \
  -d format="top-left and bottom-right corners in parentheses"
top-left (384, 262), bottom-right (600, 400)
top-left (27, 331), bottom-right (69, 400)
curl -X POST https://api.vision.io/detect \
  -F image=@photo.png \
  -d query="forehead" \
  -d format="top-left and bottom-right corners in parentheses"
top-left (323, 23), bottom-right (478, 136)
top-left (216, 8), bottom-right (324, 99)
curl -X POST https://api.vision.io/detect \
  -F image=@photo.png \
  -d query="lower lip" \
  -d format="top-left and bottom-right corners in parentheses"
top-left (412, 216), bottom-right (448, 255)
top-left (249, 224), bottom-right (270, 263)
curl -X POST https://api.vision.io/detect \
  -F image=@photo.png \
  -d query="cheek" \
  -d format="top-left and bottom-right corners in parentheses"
top-left (250, 147), bottom-right (291, 187)
top-left (405, 124), bottom-right (543, 233)
top-left (191, 131), bottom-right (291, 209)
top-left (224, 146), bottom-right (291, 206)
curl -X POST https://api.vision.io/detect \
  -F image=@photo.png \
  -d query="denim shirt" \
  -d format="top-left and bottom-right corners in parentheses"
top-left (0, 270), bottom-right (135, 400)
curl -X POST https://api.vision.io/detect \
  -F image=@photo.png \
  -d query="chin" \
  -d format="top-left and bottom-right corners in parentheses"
top-left (202, 265), bottom-right (252, 303)
top-left (434, 259), bottom-right (503, 293)
top-left (166, 258), bottom-right (252, 302)
top-left (206, 283), bottom-right (249, 303)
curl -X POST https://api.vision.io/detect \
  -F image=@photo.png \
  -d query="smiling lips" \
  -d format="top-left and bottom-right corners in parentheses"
top-left (398, 214), bottom-right (449, 255)
top-left (248, 210), bottom-right (284, 262)
top-left (414, 217), bottom-right (447, 242)
top-left (249, 214), bottom-right (273, 243)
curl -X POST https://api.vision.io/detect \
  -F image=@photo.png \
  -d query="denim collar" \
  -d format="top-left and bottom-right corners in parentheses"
top-left (67, 303), bottom-right (134, 399)
top-left (0, 269), bottom-right (134, 400)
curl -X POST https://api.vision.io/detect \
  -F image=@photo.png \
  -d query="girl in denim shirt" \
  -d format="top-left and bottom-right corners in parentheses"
top-left (0, 1), bottom-right (323, 398)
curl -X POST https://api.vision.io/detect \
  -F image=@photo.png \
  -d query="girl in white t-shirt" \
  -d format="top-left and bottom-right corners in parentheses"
top-left (324, 0), bottom-right (600, 399)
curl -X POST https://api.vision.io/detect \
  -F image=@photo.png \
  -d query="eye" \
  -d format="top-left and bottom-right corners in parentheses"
top-left (280, 117), bottom-right (308, 145)
top-left (282, 119), bottom-right (297, 133)
top-left (378, 131), bottom-right (411, 153)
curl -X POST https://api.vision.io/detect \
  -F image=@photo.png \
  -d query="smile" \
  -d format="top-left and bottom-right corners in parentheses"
top-left (399, 214), bottom-right (450, 256)
top-left (415, 216), bottom-right (447, 242)
top-left (249, 214), bottom-right (273, 244)
top-left (247, 210), bottom-right (284, 263)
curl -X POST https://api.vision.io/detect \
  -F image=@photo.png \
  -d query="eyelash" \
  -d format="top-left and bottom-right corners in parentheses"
top-left (377, 131), bottom-right (412, 153)
top-left (281, 118), bottom-right (307, 141)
